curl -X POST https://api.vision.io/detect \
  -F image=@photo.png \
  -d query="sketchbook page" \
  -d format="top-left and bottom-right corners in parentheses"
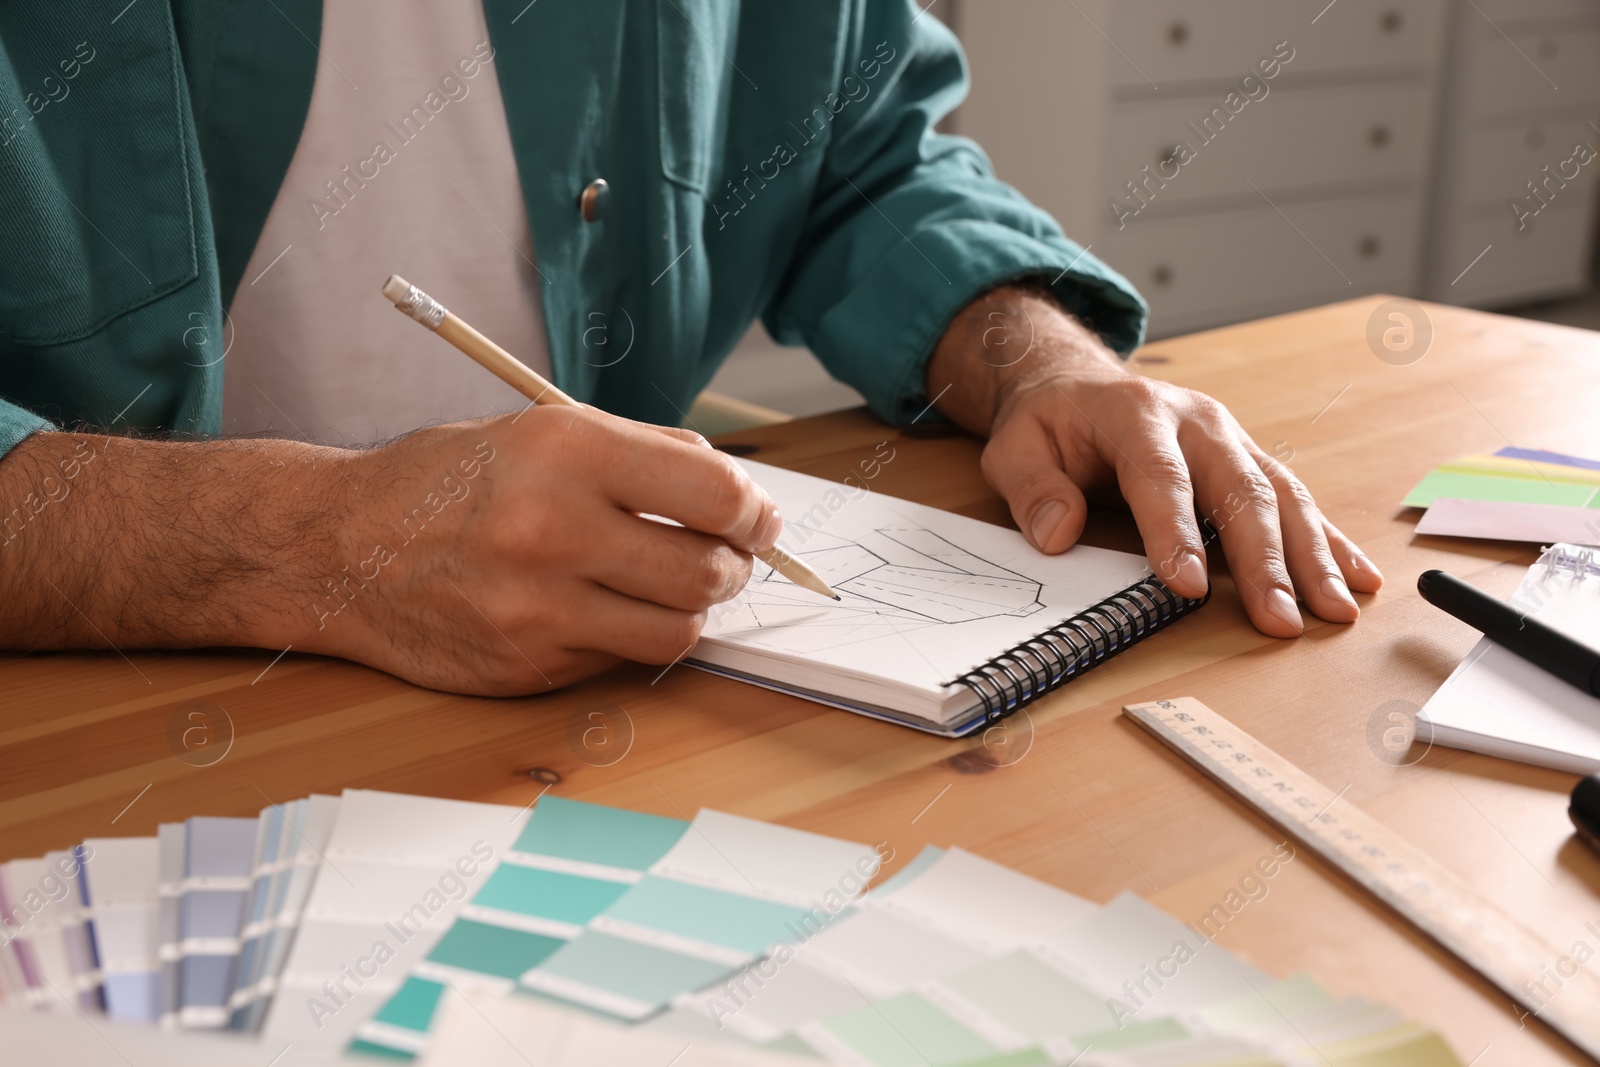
top-left (698, 460), bottom-right (1152, 697)
top-left (1418, 549), bottom-right (1600, 772)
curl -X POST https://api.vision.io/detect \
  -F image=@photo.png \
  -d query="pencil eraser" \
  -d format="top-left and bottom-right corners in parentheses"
top-left (382, 275), bottom-right (411, 303)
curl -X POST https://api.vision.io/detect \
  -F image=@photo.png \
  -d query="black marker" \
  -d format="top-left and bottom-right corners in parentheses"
top-left (1418, 569), bottom-right (1600, 699)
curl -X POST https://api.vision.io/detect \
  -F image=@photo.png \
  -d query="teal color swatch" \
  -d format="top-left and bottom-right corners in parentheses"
top-left (822, 991), bottom-right (999, 1066)
top-left (426, 920), bottom-right (564, 980)
top-left (603, 875), bottom-right (813, 955)
top-left (515, 798), bottom-right (688, 870)
top-left (346, 1038), bottom-right (416, 1061)
top-left (473, 864), bottom-right (630, 925)
top-left (532, 931), bottom-right (729, 1008)
top-left (371, 976), bottom-right (445, 1032)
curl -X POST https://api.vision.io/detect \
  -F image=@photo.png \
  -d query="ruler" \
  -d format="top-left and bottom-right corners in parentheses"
top-left (1124, 697), bottom-right (1600, 1059)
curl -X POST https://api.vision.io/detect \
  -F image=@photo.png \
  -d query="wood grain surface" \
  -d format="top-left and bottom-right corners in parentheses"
top-left (3, 296), bottom-right (1599, 1063)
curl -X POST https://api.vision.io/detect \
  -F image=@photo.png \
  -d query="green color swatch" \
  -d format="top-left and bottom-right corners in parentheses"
top-left (1402, 470), bottom-right (1599, 508)
top-left (938, 951), bottom-right (1116, 1040)
top-left (823, 991), bottom-right (999, 1066)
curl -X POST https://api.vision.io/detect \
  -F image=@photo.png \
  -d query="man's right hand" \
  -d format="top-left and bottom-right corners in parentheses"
top-left (324, 407), bottom-right (780, 694)
top-left (0, 407), bottom-right (780, 695)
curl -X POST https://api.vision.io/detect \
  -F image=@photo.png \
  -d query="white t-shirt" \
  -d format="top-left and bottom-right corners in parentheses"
top-left (224, 0), bottom-right (550, 444)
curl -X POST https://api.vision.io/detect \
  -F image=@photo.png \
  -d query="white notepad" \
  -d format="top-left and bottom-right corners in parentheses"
top-left (1418, 545), bottom-right (1600, 773)
top-left (693, 461), bottom-right (1205, 736)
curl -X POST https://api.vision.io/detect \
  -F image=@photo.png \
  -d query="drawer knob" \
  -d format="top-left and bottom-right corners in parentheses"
top-left (1380, 10), bottom-right (1403, 33)
top-left (1166, 21), bottom-right (1189, 47)
top-left (1368, 124), bottom-right (1391, 148)
top-left (1152, 264), bottom-right (1175, 287)
top-left (1359, 236), bottom-right (1382, 259)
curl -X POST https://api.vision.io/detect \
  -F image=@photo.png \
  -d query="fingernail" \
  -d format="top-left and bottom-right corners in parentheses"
top-left (1321, 575), bottom-right (1357, 608)
top-left (1351, 552), bottom-right (1383, 578)
top-left (1265, 588), bottom-right (1303, 632)
top-left (1173, 550), bottom-right (1208, 593)
top-left (1029, 500), bottom-right (1068, 549)
top-left (753, 504), bottom-right (782, 552)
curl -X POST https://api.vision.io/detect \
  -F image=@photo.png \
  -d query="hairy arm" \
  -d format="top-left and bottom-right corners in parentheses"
top-left (0, 431), bottom-right (350, 653)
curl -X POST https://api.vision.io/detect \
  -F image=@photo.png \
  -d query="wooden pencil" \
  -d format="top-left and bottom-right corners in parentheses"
top-left (382, 275), bottom-right (840, 601)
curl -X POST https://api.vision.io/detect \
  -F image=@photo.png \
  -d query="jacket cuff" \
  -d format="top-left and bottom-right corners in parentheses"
top-left (0, 400), bottom-right (51, 460)
top-left (809, 218), bottom-right (1148, 426)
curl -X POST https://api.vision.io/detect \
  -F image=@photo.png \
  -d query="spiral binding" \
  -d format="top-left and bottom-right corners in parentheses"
top-left (1539, 544), bottom-right (1600, 579)
top-left (952, 576), bottom-right (1209, 724)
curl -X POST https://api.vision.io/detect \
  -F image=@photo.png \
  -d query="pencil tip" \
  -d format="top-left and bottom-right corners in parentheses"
top-left (832, 595), bottom-right (842, 601)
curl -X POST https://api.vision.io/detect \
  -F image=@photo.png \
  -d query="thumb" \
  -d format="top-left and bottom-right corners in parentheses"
top-left (981, 423), bottom-right (1089, 554)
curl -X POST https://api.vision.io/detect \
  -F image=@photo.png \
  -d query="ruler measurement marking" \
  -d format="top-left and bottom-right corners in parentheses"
top-left (1124, 697), bottom-right (1600, 1059)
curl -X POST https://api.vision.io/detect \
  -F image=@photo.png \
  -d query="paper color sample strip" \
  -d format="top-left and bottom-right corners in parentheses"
top-left (422, 983), bottom-right (820, 1067)
top-left (354, 797), bottom-right (689, 1058)
top-left (260, 790), bottom-right (525, 1050)
top-left (0, 854), bottom-right (94, 1011)
top-left (663, 847), bottom-right (952, 1042)
top-left (156, 821), bottom-right (185, 1026)
top-left (228, 793), bottom-right (340, 1031)
top-left (520, 809), bottom-right (879, 1021)
top-left (81, 837), bottom-right (162, 1022)
top-left (176, 817), bottom-right (257, 1028)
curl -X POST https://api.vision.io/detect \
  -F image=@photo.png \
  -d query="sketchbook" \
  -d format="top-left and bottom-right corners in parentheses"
top-left (691, 460), bottom-right (1207, 736)
top-left (1418, 544), bottom-right (1600, 773)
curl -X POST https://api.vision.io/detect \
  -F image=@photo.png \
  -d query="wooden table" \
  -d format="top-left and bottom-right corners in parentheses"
top-left (4, 295), bottom-right (1599, 1063)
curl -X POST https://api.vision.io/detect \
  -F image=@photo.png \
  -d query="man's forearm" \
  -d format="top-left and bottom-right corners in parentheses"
top-left (924, 283), bottom-right (1130, 435)
top-left (0, 432), bottom-right (352, 653)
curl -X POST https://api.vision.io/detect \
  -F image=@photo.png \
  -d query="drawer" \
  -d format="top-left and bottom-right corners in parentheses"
top-left (1467, 0), bottom-right (1599, 23)
top-left (1448, 117), bottom-right (1600, 209)
top-left (1102, 82), bottom-right (1433, 213)
top-left (1458, 24), bottom-right (1600, 117)
top-left (1095, 193), bottom-right (1424, 333)
top-left (1425, 194), bottom-right (1600, 306)
top-left (1108, 0), bottom-right (1444, 91)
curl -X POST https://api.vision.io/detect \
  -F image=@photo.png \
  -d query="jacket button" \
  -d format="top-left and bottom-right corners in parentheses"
top-left (580, 179), bottom-right (609, 223)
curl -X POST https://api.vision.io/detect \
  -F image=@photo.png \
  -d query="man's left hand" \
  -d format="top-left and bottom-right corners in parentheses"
top-left (925, 284), bottom-right (1383, 638)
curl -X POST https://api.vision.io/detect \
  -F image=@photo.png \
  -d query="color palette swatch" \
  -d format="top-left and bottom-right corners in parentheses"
top-left (1405, 447), bottom-right (1600, 545)
top-left (519, 808), bottom-right (879, 1021)
top-left (353, 797), bottom-right (689, 1058)
top-left (260, 789), bottom-right (525, 1050)
top-left (80, 837), bottom-right (161, 1022)
top-left (176, 816), bottom-right (257, 1027)
top-left (1, 791), bottom-right (1465, 1067)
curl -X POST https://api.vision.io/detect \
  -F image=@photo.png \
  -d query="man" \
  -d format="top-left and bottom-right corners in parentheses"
top-left (0, 0), bottom-right (1380, 696)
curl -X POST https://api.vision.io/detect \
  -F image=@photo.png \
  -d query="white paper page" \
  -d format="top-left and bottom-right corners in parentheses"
top-left (1418, 548), bottom-right (1600, 773)
top-left (698, 461), bottom-right (1153, 699)
top-left (866, 846), bottom-right (1097, 954)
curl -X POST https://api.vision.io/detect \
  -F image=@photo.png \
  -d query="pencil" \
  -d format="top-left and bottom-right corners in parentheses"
top-left (382, 275), bottom-right (840, 602)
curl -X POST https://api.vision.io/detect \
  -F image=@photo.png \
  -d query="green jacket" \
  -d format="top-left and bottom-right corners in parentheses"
top-left (0, 0), bottom-right (1145, 457)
